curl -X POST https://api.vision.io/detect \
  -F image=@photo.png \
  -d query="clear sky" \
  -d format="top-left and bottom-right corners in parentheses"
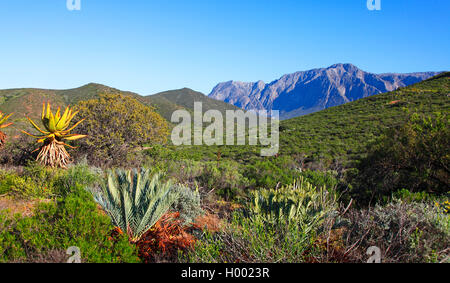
top-left (0, 0), bottom-right (448, 95)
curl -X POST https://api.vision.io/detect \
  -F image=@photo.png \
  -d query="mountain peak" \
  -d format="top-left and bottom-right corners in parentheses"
top-left (79, 82), bottom-right (107, 88)
top-left (327, 63), bottom-right (360, 73)
top-left (329, 63), bottom-right (356, 68)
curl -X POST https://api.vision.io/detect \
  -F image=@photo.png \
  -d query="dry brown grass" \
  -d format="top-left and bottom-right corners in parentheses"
top-left (193, 213), bottom-right (223, 233)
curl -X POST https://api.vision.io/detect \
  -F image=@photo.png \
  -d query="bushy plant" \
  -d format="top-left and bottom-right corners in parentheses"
top-left (53, 160), bottom-right (102, 197)
top-left (160, 159), bottom-right (250, 200)
top-left (342, 200), bottom-right (449, 263)
top-left (197, 161), bottom-right (250, 200)
top-left (0, 135), bottom-right (35, 166)
top-left (299, 170), bottom-right (339, 191)
top-left (74, 94), bottom-right (169, 167)
top-left (0, 186), bottom-right (139, 263)
top-left (244, 157), bottom-right (300, 189)
top-left (185, 179), bottom-right (339, 263)
top-left (0, 162), bottom-right (101, 199)
top-left (164, 159), bottom-right (205, 185)
top-left (392, 188), bottom-right (433, 203)
top-left (184, 212), bottom-right (323, 263)
top-left (172, 185), bottom-right (204, 225)
top-left (251, 177), bottom-right (338, 227)
top-left (350, 113), bottom-right (449, 206)
top-left (0, 171), bottom-right (47, 198)
top-left (0, 163), bottom-right (61, 199)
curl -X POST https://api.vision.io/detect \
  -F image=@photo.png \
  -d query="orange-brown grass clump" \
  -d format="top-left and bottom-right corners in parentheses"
top-left (136, 212), bottom-right (196, 263)
top-left (193, 213), bottom-right (223, 233)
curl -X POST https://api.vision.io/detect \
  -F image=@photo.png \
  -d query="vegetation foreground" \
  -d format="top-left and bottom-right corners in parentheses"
top-left (0, 73), bottom-right (448, 263)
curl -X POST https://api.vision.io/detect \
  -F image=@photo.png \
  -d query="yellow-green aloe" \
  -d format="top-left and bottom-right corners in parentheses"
top-left (22, 102), bottom-right (87, 168)
top-left (0, 111), bottom-right (14, 149)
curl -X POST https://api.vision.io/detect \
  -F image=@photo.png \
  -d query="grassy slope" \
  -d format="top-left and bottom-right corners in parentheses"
top-left (280, 72), bottom-right (450, 163)
top-left (145, 88), bottom-right (241, 121)
top-left (165, 72), bottom-right (449, 164)
top-left (0, 83), bottom-right (144, 132)
top-left (0, 83), bottom-right (240, 134)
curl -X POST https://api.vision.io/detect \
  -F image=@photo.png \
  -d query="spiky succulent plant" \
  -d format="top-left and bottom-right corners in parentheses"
top-left (22, 103), bottom-right (87, 168)
top-left (88, 168), bottom-right (182, 243)
top-left (252, 177), bottom-right (337, 225)
top-left (0, 112), bottom-right (13, 149)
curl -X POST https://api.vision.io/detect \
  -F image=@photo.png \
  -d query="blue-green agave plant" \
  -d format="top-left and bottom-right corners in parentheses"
top-left (88, 168), bottom-right (181, 242)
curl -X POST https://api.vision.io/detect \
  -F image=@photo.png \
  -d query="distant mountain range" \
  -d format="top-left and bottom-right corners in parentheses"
top-left (208, 63), bottom-right (441, 119)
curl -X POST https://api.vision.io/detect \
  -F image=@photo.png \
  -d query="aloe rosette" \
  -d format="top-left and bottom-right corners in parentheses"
top-left (22, 102), bottom-right (87, 168)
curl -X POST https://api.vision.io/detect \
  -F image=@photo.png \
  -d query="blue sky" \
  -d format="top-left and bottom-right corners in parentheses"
top-left (0, 0), bottom-right (448, 95)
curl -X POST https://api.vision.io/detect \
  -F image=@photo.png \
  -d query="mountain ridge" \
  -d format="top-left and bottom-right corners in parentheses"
top-left (0, 83), bottom-right (241, 130)
top-left (208, 63), bottom-right (442, 119)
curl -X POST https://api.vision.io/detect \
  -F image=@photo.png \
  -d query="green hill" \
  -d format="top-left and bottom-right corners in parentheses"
top-left (0, 83), bottom-right (240, 134)
top-left (145, 88), bottom-right (241, 121)
top-left (0, 83), bottom-right (143, 130)
top-left (279, 72), bottom-right (449, 163)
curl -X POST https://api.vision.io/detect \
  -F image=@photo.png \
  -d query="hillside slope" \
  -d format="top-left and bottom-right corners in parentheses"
top-left (0, 83), bottom-right (143, 122)
top-left (0, 84), bottom-right (241, 132)
top-left (169, 72), bottom-right (449, 165)
top-left (209, 63), bottom-right (441, 119)
top-left (145, 88), bottom-right (241, 120)
top-left (279, 72), bottom-right (450, 163)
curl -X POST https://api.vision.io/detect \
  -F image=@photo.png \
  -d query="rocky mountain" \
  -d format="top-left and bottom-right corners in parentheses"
top-left (208, 63), bottom-right (441, 119)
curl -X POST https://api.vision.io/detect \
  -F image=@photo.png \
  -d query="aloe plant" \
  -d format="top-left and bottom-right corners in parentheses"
top-left (22, 103), bottom-right (87, 168)
top-left (88, 168), bottom-right (181, 243)
top-left (0, 111), bottom-right (13, 149)
top-left (251, 177), bottom-right (337, 228)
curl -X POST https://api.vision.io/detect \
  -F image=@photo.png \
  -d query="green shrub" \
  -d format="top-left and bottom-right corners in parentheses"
top-left (0, 170), bottom-right (50, 199)
top-left (184, 212), bottom-right (323, 263)
top-left (250, 177), bottom-right (338, 226)
top-left (0, 186), bottom-right (139, 263)
top-left (342, 200), bottom-right (449, 263)
top-left (172, 185), bottom-right (204, 225)
top-left (349, 113), bottom-right (449, 206)
top-left (244, 157), bottom-right (300, 189)
top-left (162, 159), bottom-right (250, 200)
top-left (299, 170), bottom-right (339, 191)
top-left (54, 161), bottom-right (102, 197)
top-left (392, 189), bottom-right (433, 203)
top-left (0, 162), bottom-right (102, 199)
top-left (197, 161), bottom-right (250, 200)
top-left (74, 94), bottom-right (169, 167)
top-left (185, 179), bottom-right (339, 263)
